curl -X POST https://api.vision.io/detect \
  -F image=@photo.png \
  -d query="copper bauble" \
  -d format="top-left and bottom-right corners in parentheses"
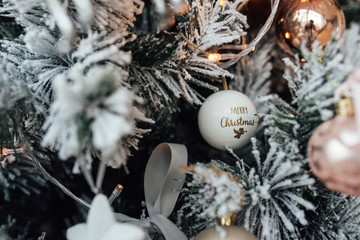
top-left (275, 0), bottom-right (345, 55)
top-left (308, 115), bottom-right (360, 195)
top-left (194, 226), bottom-right (258, 240)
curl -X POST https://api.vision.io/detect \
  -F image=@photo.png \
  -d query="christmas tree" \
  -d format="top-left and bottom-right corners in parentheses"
top-left (1, 0), bottom-right (360, 239)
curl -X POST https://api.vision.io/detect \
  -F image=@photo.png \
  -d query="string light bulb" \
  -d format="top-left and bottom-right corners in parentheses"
top-left (108, 184), bottom-right (124, 204)
top-left (219, 0), bottom-right (227, 7)
top-left (207, 53), bottom-right (221, 62)
top-left (2, 148), bottom-right (7, 156)
top-left (284, 32), bottom-right (290, 39)
top-left (1, 147), bottom-right (24, 156)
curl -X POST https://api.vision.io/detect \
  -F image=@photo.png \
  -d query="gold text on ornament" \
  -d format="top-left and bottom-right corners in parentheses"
top-left (233, 128), bottom-right (247, 139)
top-left (220, 117), bottom-right (256, 128)
top-left (230, 107), bottom-right (248, 114)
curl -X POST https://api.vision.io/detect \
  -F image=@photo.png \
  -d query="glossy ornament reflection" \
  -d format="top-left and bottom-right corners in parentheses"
top-left (194, 226), bottom-right (258, 240)
top-left (275, 0), bottom-right (345, 55)
top-left (194, 214), bottom-right (258, 240)
top-left (308, 94), bottom-right (360, 195)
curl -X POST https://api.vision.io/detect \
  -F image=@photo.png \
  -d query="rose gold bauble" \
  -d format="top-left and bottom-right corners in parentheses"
top-left (194, 214), bottom-right (258, 240)
top-left (194, 226), bottom-right (258, 240)
top-left (275, 0), bottom-right (345, 55)
top-left (308, 115), bottom-right (360, 195)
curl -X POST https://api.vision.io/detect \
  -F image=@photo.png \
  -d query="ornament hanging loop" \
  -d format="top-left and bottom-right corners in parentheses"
top-left (222, 76), bottom-right (228, 90)
top-left (336, 92), bottom-right (354, 117)
top-left (217, 213), bottom-right (237, 226)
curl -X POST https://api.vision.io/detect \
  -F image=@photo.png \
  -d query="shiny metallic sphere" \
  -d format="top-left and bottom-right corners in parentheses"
top-left (275, 0), bottom-right (346, 55)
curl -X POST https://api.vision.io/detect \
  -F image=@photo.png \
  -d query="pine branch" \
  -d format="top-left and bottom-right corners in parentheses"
top-left (229, 40), bottom-right (274, 114)
top-left (179, 138), bottom-right (315, 239)
top-left (259, 25), bottom-right (360, 239)
top-left (127, 0), bottom-right (248, 113)
top-left (0, 1), bottom-right (154, 169)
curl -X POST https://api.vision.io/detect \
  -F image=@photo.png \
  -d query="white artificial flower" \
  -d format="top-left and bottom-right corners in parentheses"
top-left (43, 64), bottom-right (135, 167)
top-left (67, 194), bottom-right (145, 240)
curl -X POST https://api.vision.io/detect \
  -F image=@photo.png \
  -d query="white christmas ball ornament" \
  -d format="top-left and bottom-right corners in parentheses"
top-left (198, 90), bottom-right (258, 150)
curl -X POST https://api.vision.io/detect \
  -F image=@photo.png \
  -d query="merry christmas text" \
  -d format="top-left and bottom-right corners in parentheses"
top-left (220, 117), bottom-right (256, 128)
top-left (230, 107), bottom-right (248, 114)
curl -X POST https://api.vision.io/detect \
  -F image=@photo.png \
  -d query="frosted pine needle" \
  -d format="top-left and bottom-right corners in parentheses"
top-left (181, 163), bottom-right (245, 219)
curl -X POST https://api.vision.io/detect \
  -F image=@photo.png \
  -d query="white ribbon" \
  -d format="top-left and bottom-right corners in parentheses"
top-left (116, 143), bottom-right (188, 240)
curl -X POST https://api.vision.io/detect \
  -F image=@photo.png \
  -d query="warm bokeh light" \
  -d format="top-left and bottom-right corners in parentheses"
top-left (285, 32), bottom-right (291, 39)
top-left (301, 58), bottom-right (306, 62)
top-left (251, 46), bottom-right (256, 51)
top-left (1, 147), bottom-right (24, 156)
top-left (208, 53), bottom-right (221, 62)
top-left (2, 148), bottom-right (8, 156)
top-left (116, 184), bottom-right (123, 191)
top-left (219, 0), bottom-right (226, 7)
top-left (288, 113), bottom-right (295, 117)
